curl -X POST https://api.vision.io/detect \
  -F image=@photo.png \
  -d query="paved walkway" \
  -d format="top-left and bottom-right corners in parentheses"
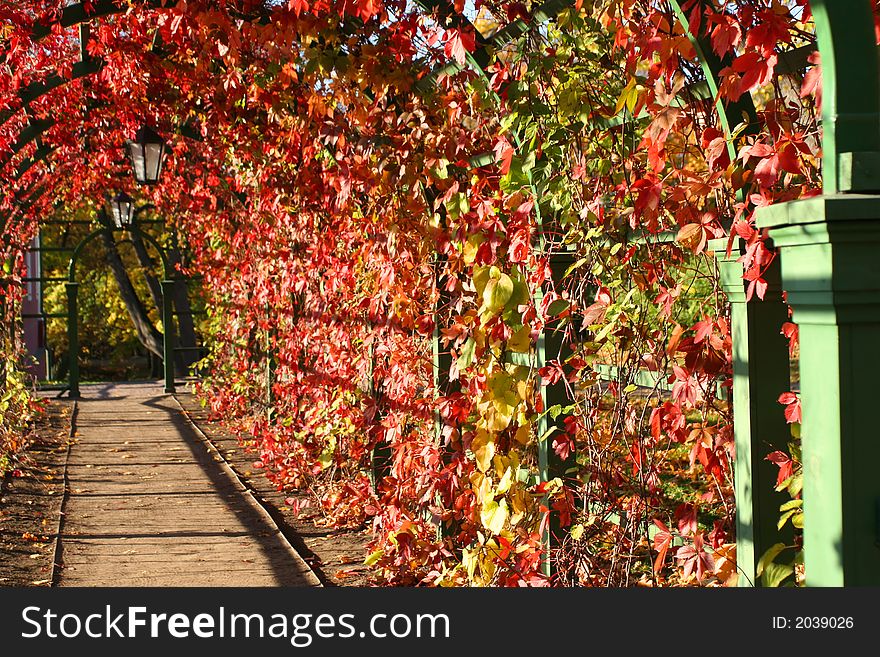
top-left (57, 382), bottom-right (319, 587)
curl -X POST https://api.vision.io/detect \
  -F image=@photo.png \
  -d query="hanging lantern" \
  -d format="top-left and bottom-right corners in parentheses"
top-left (109, 191), bottom-right (135, 228)
top-left (125, 125), bottom-right (167, 185)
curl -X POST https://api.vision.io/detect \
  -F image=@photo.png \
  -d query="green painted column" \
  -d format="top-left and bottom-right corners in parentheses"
top-left (752, 0), bottom-right (880, 585)
top-left (757, 197), bottom-right (880, 585)
top-left (161, 279), bottom-right (175, 394)
top-left (711, 239), bottom-right (793, 585)
top-left (66, 281), bottom-right (79, 399)
top-left (808, 1), bottom-right (880, 194)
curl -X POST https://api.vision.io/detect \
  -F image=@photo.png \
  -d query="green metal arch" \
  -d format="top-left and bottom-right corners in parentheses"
top-left (0, 61), bottom-right (103, 128)
top-left (68, 223), bottom-right (170, 282)
top-left (25, 0), bottom-right (175, 43)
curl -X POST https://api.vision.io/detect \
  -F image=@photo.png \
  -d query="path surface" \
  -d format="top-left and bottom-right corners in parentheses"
top-left (57, 382), bottom-right (320, 587)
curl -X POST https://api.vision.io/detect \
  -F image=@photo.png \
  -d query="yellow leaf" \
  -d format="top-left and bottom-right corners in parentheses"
top-left (462, 234), bottom-right (484, 265)
top-left (508, 325), bottom-right (531, 352)
top-left (481, 499), bottom-right (509, 535)
top-left (509, 489), bottom-right (528, 525)
top-left (482, 271), bottom-right (514, 315)
top-left (472, 266), bottom-right (490, 297)
top-left (496, 466), bottom-right (513, 494)
top-left (472, 430), bottom-right (495, 472)
top-left (614, 77), bottom-right (637, 115)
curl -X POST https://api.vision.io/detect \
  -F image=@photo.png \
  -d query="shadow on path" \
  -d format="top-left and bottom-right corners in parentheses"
top-left (56, 381), bottom-right (320, 587)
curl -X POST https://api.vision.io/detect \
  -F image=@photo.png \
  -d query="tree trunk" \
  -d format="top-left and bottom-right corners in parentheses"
top-left (128, 227), bottom-right (164, 312)
top-left (99, 228), bottom-right (165, 360)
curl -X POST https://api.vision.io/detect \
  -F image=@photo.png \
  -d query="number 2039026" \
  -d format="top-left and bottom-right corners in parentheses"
top-left (772, 616), bottom-right (854, 629)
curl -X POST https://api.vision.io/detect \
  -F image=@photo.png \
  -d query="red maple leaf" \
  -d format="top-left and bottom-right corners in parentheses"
top-left (781, 321), bottom-right (798, 358)
top-left (288, 0), bottom-right (309, 16)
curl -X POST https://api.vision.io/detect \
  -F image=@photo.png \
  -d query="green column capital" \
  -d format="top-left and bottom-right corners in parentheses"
top-left (757, 195), bottom-right (880, 325)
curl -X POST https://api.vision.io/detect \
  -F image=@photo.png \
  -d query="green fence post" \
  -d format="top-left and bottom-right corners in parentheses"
top-left (66, 281), bottom-right (79, 399)
top-left (711, 238), bottom-right (794, 586)
top-left (161, 279), bottom-right (175, 394)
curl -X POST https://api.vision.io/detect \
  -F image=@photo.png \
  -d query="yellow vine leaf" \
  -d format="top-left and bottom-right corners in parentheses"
top-left (481, 499), bottom-right (509, 535)
top-left (472, 430), bottom-right (495, 472)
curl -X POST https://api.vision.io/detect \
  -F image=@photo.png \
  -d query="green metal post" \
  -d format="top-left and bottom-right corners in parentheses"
top-left (535, 251), bottom-right (578, 577)
top-left (266, 331), bottom-right (276, 423)
top-left (66, 281), bottom-right (79, 398)
top-left (712, 239), bottom-right (793, 586)
top-left (540, 255), bottom-right (578, 479)
top-left (161, 279), bottom-right (175, 394)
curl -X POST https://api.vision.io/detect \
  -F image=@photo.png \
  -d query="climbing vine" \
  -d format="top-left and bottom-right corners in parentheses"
top-left (0, 0), bottom-right (856, 585)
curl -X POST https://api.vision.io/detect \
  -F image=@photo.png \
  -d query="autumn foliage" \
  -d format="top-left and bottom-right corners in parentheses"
top-left (0, 0), bottom-right (841, 585)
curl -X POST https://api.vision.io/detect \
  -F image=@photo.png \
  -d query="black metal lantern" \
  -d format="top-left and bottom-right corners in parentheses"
top-left (110, 192), bottom-right (135, 229)
top-left (125, 125), bottom-right (167, 185)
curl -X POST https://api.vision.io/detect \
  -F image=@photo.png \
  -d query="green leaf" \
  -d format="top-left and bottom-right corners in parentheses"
top-left (432, 159), bottom-right (449, 180)
top-left (778, 509), bottom-right (799, 530)
top-left (457, 337), bottom-right (476, 369)
top-left (547, 299), bottom-right (569, 317)
top-left (757, 542), bottom-right (788, 577)
top-left (364, 549), bottom-right (384, 566)
top-left (761, 561), bottom-right (795, 588)
top-left (786, 473), bottom-right (803, 498)
top-left (445, 192), bottom-right (469, 219)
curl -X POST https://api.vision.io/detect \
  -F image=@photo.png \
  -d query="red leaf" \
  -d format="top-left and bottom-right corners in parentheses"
top-left (675, 503), bottom-right (697, 537)
top-left (493, 136), bottom-right (514, 175)
top-left (653, 520), bottom-right (673, 574)
top-left (778, 392), bottom-right (801, 424)
top-left (444, 28), bottom-right (475, 67)
top-left (288, 0), bottom-right (309, 16)
top-left (781, 321), bottom-right (799, 358)
top-left (766, 450), bottom-right (794, 487)
top-left (676, 532), bottom-right (715, 581)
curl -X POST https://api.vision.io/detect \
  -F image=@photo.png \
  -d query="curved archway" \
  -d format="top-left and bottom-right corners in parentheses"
top-left (65, 221), bottom-right (175, 398)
